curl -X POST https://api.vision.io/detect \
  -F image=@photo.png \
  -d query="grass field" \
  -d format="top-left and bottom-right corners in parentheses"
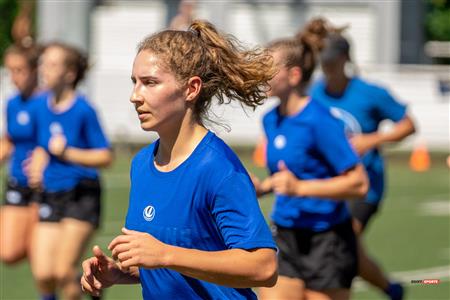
top-left (1, 147), bottom-right (448, 300)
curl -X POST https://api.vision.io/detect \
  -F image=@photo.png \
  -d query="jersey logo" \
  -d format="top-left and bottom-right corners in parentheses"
top-left (49, 122), bottom-right (63, 135)
top-left (329, 107), bottom-right (362, 136)
top-left (274, 134), bottom-right (286, 149)
top-left (17, 111), bottom-right (30, 125)
top-left (39, 204), bottom-right (52, 219)
top-left (143, 205), bottom-right (156, 221)
top-left (6, 190), bottom-right (21, 204)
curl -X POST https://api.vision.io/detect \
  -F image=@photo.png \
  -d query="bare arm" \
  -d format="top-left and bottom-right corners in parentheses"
top-left (61, 147), bottom-right (113, 168)
top-left (272, 162), bottom-right (368, 200)
top-left (24, 147), bottom-right (49, 188)
top-left (0, 136), bottom-right (13, 163)
top-left (109, 228), bottom-right (278, 288)
top-left (48, 134), bottom-right (113, 168)
top-left (351, 115), bottom-right (416, 156)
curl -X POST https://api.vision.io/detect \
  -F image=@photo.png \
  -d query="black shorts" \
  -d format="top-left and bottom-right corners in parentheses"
top-left (3, 178), bottom-right (40, 207)
top-left (273, 220), bottom-right (358, 290)
top-left (38, 178), bottom-right (101, 228)
top-left (347, 201), bottom-right (379, 230)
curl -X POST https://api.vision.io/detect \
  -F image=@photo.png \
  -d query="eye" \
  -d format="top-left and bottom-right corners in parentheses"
top-left (143, 80), bottom-right (156, 86)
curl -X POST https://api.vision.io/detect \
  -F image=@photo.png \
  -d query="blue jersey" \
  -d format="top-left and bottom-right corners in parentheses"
top-left (35, 92), bottom-right (110, 192)
top-left (125, 131), bottom-right (276, 300)
top-left (263, 100), bottom-right (359, 231)
top-left (5, 92), bottom-right (41, 186)
top-left (310, 77), bottom-right (407, 204)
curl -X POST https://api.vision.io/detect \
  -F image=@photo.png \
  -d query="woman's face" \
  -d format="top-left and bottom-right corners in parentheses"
top-left (4, 53), bottom-right (34, 93)
top-left (130, 50), bottom-right (187, 132)
top-left (39, 46), bottom-right (68, 90)
top-left (267, 50), bottom-right (291, 99)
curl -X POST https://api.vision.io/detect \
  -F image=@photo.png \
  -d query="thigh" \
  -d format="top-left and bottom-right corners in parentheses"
top-left (54, 218), bottom-right (94, 273)
top-left (258, 275), bottom-right (306, 300)
top-left (30, 222), bottom-right (61, 278)
top-left (0, 205), bottom-right (33, 259)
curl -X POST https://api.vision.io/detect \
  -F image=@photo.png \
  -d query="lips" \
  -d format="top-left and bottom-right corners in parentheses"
top-left (137, 111), bottom-right (150, 121)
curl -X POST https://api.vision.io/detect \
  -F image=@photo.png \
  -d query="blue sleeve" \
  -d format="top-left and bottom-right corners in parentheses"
top-left (372, 87), bottom-right (407, 123)
top-left (313, 111), bottom-right (359, 174)
top-left (210, 173), bottom-right (276, 250)
top-left (82, 106), bottom-right (110, 149)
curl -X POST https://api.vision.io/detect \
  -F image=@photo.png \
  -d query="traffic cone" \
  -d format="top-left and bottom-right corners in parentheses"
top-left (409, 142), bottom-right (431, 172)
top-left (252, 138), bottom-right (266, 168)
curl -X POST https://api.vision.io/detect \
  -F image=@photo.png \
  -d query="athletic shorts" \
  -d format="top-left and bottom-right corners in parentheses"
top-left (3, 178), bottom-right (40, 207)
top-left (38, 178), bottom-right (101, 228)
top-left (347, 200), bottom-right (379, 230)
top-left (273, 220), bottom-right (358, 290)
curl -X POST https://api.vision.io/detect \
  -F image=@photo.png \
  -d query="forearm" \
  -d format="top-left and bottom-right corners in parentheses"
top-left (164, 247), bottom-right (277, 288)
top-left (61, 148), bottom-right (113, 168)
top-left (257, 178), bottom-right (273, 197)
top-left (296, 164), bottom-right (368, 200)
top-left (0, 137), bottom-right (13, 163)
top-left (376, 116), bottom-right (416, 145)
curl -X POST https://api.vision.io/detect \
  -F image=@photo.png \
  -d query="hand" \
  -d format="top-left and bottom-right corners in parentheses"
top-left (250, 173), bottom-right (273, 197)
top-left (81, 246), bottom-right (123, 297)
top-left (109, 228), bottom-right (170, 269)
top-left (48, 134), bottom-right (67, 157)
top-left (350, 133), bottom-right (381, 156)
top-left (23, 148), bottom-right (48, 189)
top-left (271, 161), bottom-right (300, 196)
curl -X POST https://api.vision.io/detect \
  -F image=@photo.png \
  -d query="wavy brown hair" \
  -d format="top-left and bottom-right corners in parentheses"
top-left (137, 20), bottom-right (276, 124)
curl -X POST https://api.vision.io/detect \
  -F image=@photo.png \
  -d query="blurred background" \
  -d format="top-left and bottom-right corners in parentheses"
top-left (0, 0), bottom-right (449, 299)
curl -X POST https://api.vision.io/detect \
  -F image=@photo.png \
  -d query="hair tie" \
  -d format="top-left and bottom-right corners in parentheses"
top-left (188, 27), bottom-right (200, 37)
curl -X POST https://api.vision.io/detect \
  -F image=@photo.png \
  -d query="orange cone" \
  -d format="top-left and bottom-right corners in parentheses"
top-left (409, 142), bottom-right (431, 172)
top-left (253, 138), bottom-right (266, 168)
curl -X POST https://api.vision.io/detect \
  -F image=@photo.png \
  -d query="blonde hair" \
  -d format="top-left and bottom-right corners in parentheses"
top-left (137, 20), bottom-right (276, 123)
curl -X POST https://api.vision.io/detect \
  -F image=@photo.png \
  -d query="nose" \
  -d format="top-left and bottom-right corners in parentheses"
top-left (130, 90), bottom-right (144, 104)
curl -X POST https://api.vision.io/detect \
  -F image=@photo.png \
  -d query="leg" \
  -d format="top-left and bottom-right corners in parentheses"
top-left (54, 218), bottom-right (94, 300)
top-left (30, 222), bottom-right (61, 296)
top-left (305, 288), bottom-right (350, 300)
top-left (258, 275), bottom-right (306, 300)
top-left (0, 205), bottom-right (34, 264)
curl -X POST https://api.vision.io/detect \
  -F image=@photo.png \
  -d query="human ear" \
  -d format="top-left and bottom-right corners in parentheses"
top-left (288, 66), bottom-right (302, 86)
top-left (185, 76), bottom-right (202, 102)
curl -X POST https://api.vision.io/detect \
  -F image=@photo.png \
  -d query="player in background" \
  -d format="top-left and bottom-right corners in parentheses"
top-left (27, 42), bottom-right (113, 300)
top-left (307, 18), bottom-right (416, 300)
top-left (80, 20), bottom-right (277, 300)
top-left (0, 44), bottom-right (41, 265)
top-left (253, 31), bottom-right (368, 300)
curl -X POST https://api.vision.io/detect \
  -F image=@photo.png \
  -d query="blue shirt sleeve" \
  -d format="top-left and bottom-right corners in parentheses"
top-left (82, 106), bottom-right (110, 149)
top-left (313, 111), bottom-right (359, 174)
top-left (372, 87), bottom-right (407, 123)
top-left (210, 172), bottom-right (276, 250)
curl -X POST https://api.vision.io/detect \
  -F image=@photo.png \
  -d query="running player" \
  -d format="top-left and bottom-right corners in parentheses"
top-left (80, 20), bottom-right (278, 299)
top-left (308, 18), bottom-right (415, 300)
top-left (0, 44), bottom-right (41, 264)
top-left (28, 42), bottom-right (113, 300)
top-left (253, 34), bottom-right (369, 300)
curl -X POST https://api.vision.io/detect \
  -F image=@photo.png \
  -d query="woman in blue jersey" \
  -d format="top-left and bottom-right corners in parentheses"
top-left (27, 42), bottom-right (113, 300)
top-left (308, 18), bottom-right (415, 300)
top-left (0, 44), bottom-right (41, 264)
top-left (253, 33), bottom-right (369, 299)
top-left (80, 20), bottom-right (277, 299)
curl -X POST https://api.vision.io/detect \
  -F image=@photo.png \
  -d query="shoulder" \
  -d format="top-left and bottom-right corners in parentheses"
top-left (309, 78), bottom-right (326, 94)
top-left (262, 105), bottom-right (279, 125)
top-left (199, 133), bottom-right (248, 179)
top-left (353, 77), bottom-right (388, 94)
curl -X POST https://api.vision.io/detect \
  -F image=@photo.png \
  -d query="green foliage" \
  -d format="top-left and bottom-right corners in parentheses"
top-left (426, 0), bottom-right (450, 41)
top-left (0, 0), bottom-right (18, 62)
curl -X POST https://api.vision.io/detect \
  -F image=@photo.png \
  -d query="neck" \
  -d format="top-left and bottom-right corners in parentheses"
top-left (51, 87), bottom-right (76, 111)
top-left (326, 74), bottom-right (349, 95)
top-left (155, 112), bottom-right (208, 171)
top-left (279, 90), bottom-right (309, 116)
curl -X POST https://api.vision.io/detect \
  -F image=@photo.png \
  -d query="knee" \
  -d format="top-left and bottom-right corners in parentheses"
top-left (54, 266), bottom-right (75, 286)
top-left (0, 250), bottom-right (25, 265)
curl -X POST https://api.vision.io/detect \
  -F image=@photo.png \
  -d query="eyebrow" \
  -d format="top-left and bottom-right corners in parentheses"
top-left (130, 75), bottom-right (158, 82)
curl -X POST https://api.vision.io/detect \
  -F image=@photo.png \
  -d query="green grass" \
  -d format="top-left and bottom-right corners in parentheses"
top-left (1, 149), bottom-right (448, 300)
